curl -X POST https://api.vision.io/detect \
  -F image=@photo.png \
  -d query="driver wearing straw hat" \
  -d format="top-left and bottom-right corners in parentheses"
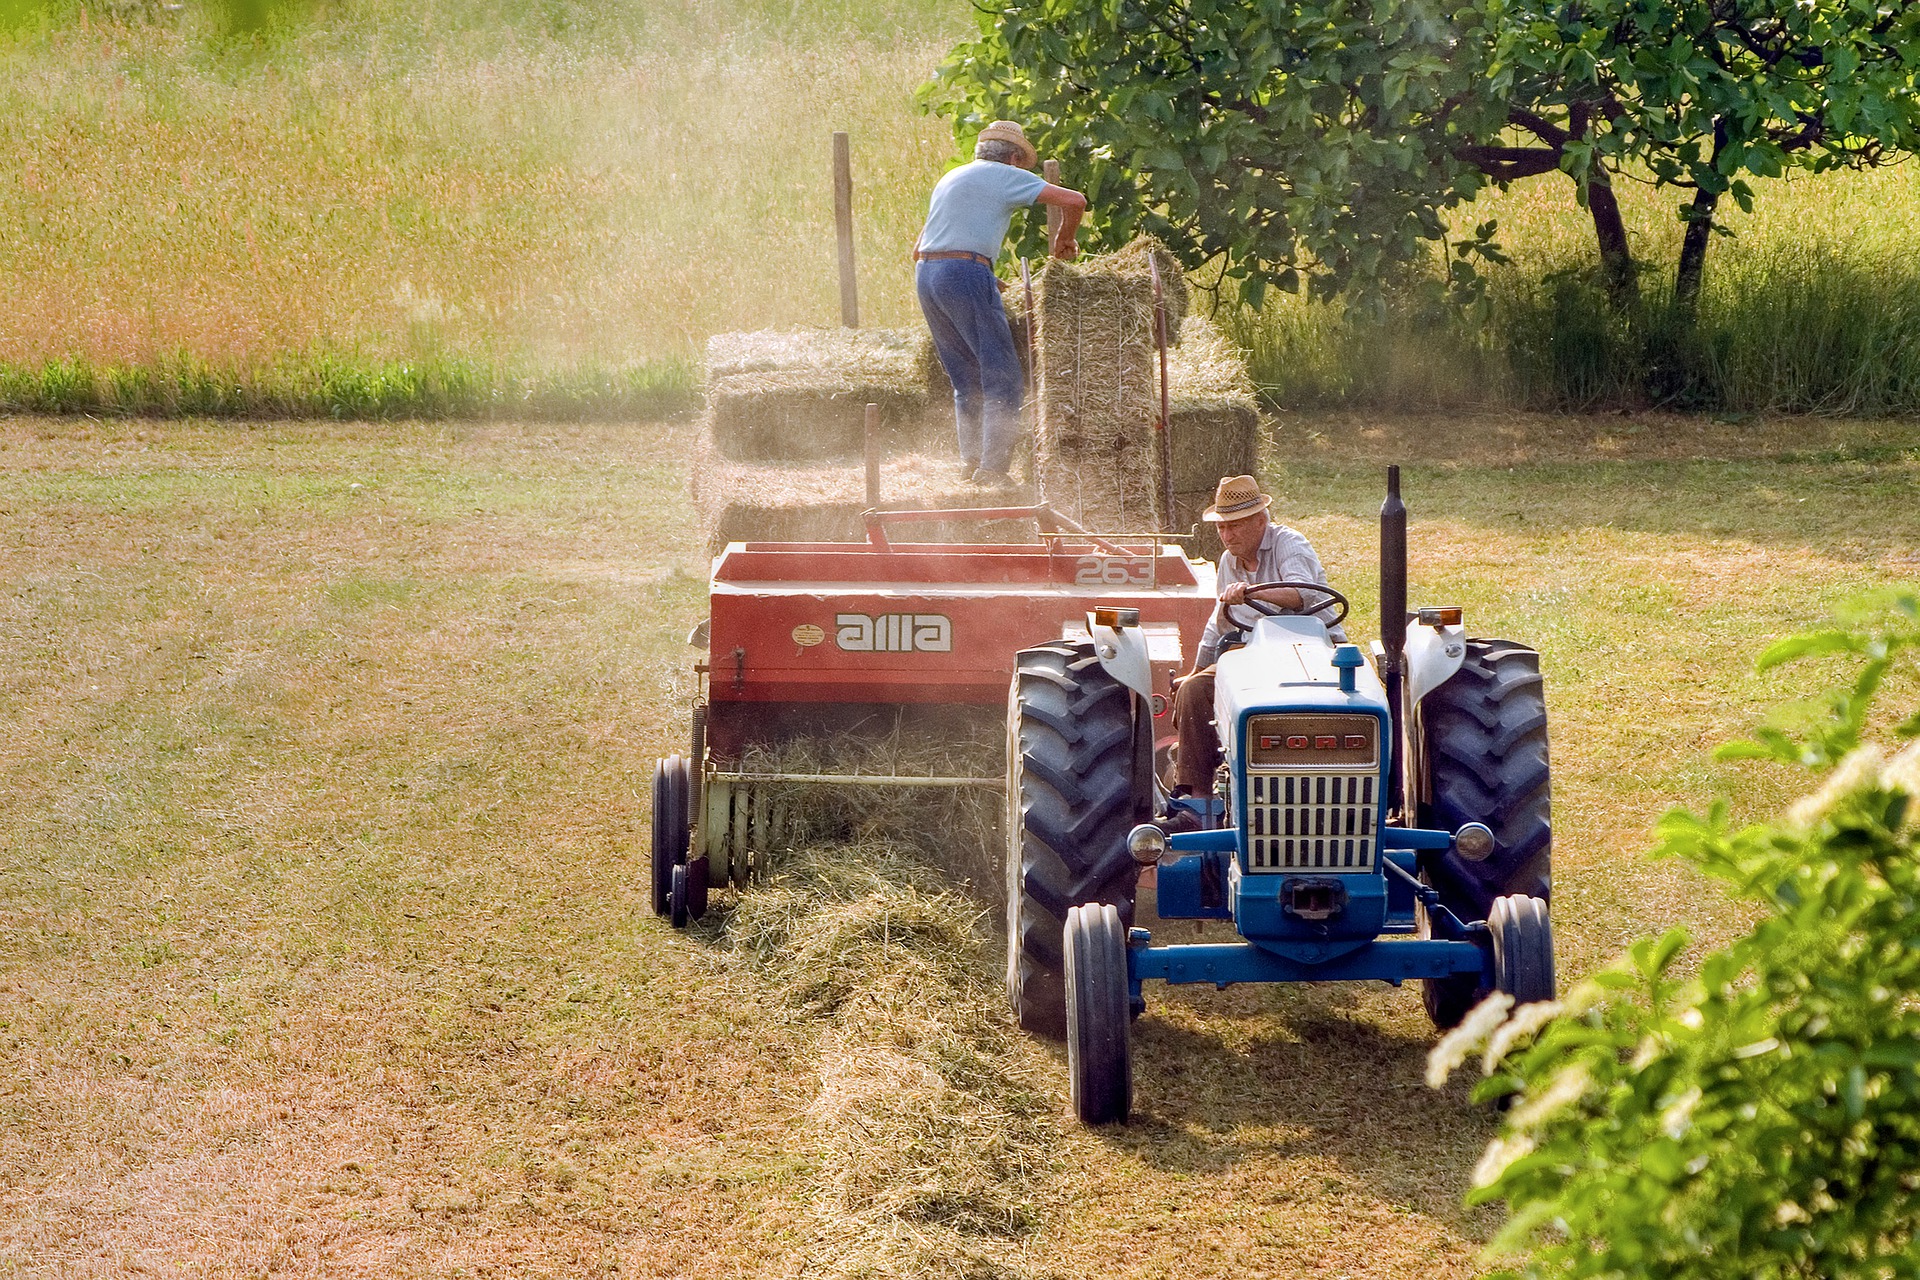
top-left (914, 120), bottom-right (1087, 491)
top-left (1171, 474), bottom-right (1345, 801)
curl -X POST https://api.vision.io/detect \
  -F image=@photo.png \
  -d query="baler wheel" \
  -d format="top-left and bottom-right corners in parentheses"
top-left (669, 863), bottom-right (689, 929)
top-left (1490, 894), bottom-right (1555, 1006)
top-left (1417, 639), bottom-right (1552, 1029)
top-left (650, 755), bottom-right (691, 918)
top-left (1006, 639), bottom-right (1146, 1038)
top-left (1065, 902), bottom-right (1132, 1125)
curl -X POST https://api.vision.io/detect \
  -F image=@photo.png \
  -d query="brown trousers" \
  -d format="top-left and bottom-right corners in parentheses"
top-left (1173, 665), bottom-right (1220, 794)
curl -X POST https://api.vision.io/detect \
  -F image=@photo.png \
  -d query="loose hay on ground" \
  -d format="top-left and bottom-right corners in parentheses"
top-left (721, 837), bottom-right (1066, 1280)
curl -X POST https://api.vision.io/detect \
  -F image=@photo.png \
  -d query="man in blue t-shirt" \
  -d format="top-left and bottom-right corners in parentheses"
top-left (915, 120), bottom-right (1086, 489)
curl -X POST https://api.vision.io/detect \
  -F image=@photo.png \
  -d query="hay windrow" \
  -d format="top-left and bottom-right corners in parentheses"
top-left (720, 837), bottom-right (1066, 1280)
top-left (708, 728), bottom-right (1067, 1279)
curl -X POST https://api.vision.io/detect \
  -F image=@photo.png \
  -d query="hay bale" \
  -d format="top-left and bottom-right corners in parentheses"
top-left (705, 327), bottom-right (943, 462)
top-left (690, 424), bottom-right (1035, 553)
top-left (1165, 314), bottom-right (1262, 494)
top-left (1031, 236), bottom-right (1185, 531)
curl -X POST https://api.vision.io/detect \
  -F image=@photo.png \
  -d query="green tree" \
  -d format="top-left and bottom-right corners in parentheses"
top-left (927, 0), bottom-right (1920, 312)
top-left (1432, 591), bottom-right (1920, 1279)
top-left (1489, 0), bottom-right (1920, 310)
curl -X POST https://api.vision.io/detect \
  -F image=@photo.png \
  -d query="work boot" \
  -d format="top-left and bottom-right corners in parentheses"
top-left (970, 469), bottom-right (1017, 491)
top-left (957, 462), bottom-right (977, 484)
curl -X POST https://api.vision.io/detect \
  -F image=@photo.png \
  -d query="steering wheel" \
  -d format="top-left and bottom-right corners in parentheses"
top-left (1220, 579), bottom-right (1351, 632)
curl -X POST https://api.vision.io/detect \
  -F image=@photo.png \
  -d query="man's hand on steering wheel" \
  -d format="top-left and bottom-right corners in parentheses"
top-left (1219, 580), bottom-right (1351, 633)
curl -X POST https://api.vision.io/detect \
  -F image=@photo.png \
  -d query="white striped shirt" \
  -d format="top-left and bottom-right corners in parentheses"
top-left (1197, 522), bottom-right (1343, 666)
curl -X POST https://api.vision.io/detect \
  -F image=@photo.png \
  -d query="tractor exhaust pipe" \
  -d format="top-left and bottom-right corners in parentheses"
top-left (1380, 465), bottom-right (1408, 814)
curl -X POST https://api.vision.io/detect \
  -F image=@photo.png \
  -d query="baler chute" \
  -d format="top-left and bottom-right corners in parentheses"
top-left (651, 505), bottom-right (1218, 924)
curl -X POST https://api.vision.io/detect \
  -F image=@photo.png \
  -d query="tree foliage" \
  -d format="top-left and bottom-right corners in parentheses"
top-left (1433, 591), bottom-right (1920, 1279)
top-left (927, 0), bottom-right (1920, 311)
top-left (924, 0), bottom-right (1510, 311)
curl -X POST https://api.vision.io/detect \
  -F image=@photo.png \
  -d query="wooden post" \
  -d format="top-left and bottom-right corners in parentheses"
top-left (833, 132), bottom-right (859, 328)
top-left (864, 403), bottom-right (881, 506)
top-left (1043, 159), bottom-right (1061, 248)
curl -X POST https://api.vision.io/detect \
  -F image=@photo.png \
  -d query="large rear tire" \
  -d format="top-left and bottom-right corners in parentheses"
top-left (1065, 902), bottom-right (1132, 1125)
top-left (1006, 640), bottom-right (1147, 1038)
top-left (1417, 640), bottom-right (1551, 1029)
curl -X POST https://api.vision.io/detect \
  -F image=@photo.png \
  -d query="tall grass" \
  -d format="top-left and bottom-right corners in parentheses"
top-left (0, 0), bottom-right (963, 416)
top-left (8, 0), bottom-right (1920, 417)
top-left (1231, 164), bottom-right (1920, 415)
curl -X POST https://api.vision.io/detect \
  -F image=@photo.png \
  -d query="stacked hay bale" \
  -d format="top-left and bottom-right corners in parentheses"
top-left (1030, 237), bottom-right (1186, 531)
top-left (690, 440), bottom-right (1029, 551)
top-left (1028, 237), bottom-right (1263, 550)
top-left (694, 325), bottom-right (1040, 554)
top-left (1165, 314), bottom-right (1263, 556)
top-left (706, 327), bottom-right (945, 461)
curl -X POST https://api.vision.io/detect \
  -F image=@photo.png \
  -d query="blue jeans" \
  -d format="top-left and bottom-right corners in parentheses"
top-left (915, 258), bottom-right (1025, 474)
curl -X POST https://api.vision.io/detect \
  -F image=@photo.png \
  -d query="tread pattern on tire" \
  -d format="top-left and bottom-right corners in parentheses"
top-left (1066, 902), bottom-right (1132, 1125)
top-left (1419, 639), bottom-right (1552, 915)
top-left (1417, 639), bottom-right (1551, 1030)
top-left (1007, 640), bottom-right (1144, 1039)
top-left (651, 755), bottom-right (688, 918)
top-left (1490, 894), bottom-right (1555, 1005)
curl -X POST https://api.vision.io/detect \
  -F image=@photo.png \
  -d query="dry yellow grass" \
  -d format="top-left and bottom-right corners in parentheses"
top-left (0, 411), bottom-right (1915, 1277)
top-left (0, 7), bottom-right (962, 372)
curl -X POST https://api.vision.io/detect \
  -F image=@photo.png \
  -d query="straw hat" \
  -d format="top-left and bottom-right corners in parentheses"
top-left (1201, 474), bottom-right (1273, 523)
top-left (976, 120), bottom-right (1038, 168)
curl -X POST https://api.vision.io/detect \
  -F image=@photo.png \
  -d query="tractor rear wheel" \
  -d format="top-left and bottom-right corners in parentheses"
top-left (1006, 640), bottom-right (1148, 1038)
top-left (651, 754), bottom-right (690, 917)
top-left (1065, 902), bottom-right (1132, 1124)
top-left (1418, 639), bottom-right (1552, 1029)
top-left (1490, 894), bottom-right (1555, 1005)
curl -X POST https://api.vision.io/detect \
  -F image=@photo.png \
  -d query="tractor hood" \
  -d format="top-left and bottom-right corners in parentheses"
top-left (1214, 616), bottom-right (1390, 724)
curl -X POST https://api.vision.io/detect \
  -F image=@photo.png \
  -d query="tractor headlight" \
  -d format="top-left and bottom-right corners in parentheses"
top-left (1453, 822), bottom-right (1496, 861)
top-left (1128, 824), bottom-right (1168, 866)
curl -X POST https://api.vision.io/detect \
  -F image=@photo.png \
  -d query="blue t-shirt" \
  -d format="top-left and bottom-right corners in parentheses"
top-left (919, 159), bottom-right (1048, 261)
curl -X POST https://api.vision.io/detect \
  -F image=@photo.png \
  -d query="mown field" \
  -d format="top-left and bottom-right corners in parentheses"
top-left (7, 0), bottom-right (1920, 414)
top-left (3, 412), bottom-right (1916, 1276)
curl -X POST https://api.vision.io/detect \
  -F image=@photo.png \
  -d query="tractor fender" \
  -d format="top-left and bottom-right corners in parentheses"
top-left (1403, 620), bottom-right (1468, 709)
top-left (1085, 611), bottom-right (1152, 703)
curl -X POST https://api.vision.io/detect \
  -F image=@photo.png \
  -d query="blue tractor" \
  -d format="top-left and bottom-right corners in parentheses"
top-left (1004, 468), bottom-right (1554, 1123)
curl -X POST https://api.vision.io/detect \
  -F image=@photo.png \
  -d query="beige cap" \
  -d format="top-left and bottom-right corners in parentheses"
top-left (976, 120), bottom-right (1038, 168)
top-left (1201, 474), bottom-right (1273, 523)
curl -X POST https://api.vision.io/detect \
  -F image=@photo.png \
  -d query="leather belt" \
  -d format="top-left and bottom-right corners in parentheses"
top-left (915, 249), bottom-right (994, 268)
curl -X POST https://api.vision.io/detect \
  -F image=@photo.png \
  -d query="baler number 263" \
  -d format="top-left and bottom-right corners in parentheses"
top-left (1074, 555), bottom-right (1153, 587)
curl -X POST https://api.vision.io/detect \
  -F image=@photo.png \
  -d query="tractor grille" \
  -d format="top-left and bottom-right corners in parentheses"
top-left (1245, 773), bottom-right (1378, 872)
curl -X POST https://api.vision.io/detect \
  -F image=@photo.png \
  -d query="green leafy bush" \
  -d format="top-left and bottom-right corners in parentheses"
top-left (1432, 591), bottom-right (1920, 1279)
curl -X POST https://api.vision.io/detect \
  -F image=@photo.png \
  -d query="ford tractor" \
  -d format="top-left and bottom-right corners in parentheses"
top-left (1005, 468), bottom-right (1555, 1124)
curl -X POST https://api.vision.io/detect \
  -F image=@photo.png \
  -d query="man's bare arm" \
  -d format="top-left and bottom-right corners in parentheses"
top-left (1036, 183), bottom-right (1086, 259)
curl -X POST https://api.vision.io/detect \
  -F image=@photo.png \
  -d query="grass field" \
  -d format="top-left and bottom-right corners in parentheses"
top-left (2, 411), bottom-right (1915, 1276)
top-left (7, 0), bottom-right (1920, 415)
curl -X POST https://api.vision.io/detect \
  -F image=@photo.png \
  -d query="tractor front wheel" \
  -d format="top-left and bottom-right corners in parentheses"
top-left (1490, 894), bottom-right (1555, 1006)
top-left (1006, 640), bottom-right (1148, 1038)
top-left (1065, 902), bottom-right (1132, 1125)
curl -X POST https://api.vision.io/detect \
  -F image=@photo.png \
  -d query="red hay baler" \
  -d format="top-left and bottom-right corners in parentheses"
top-left (650, 506), bottom-right (1218, 925)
